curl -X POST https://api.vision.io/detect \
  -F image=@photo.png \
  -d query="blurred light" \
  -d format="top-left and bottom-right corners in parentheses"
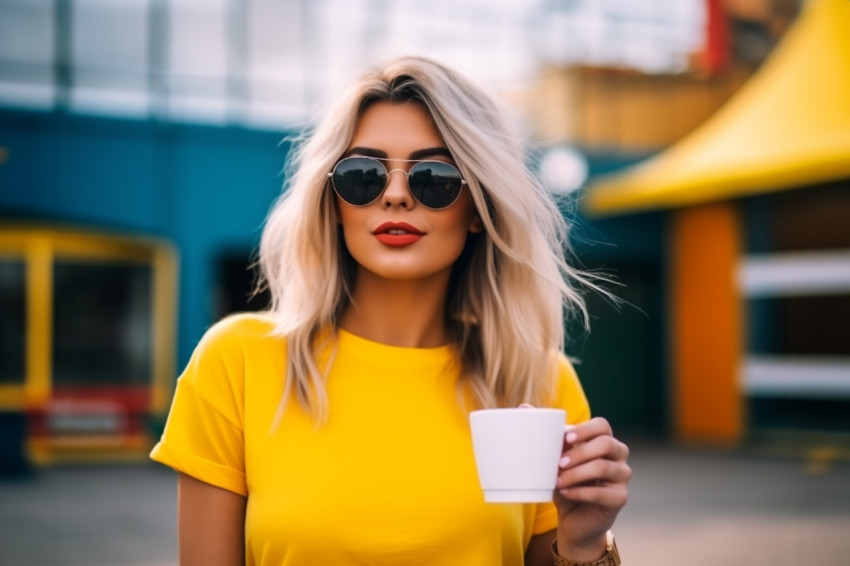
top-left (538, 146), bottom-right (589, 195)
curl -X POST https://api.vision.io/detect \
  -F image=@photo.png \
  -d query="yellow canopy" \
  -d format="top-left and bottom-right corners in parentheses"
top-left (584, 0), bottom-right (850, 216)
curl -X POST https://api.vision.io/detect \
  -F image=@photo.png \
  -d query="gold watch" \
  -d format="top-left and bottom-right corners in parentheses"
top-left (551, 531), bottom-right (621, 566)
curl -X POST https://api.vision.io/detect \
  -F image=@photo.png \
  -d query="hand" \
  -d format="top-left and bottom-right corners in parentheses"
top-left (553, 417), bottom-right (631, 560)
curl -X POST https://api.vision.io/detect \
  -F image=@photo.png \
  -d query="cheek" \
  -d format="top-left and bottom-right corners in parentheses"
top-left (334, 196), bottom-right (349, 226)
top-left (336, 200), bottom-right (361, 232)
top-left (446, 196), bottom-right (479, 237)
top-left (338, 214), bottom-right (365, 252)
top-left (434, 213), bottom-right (477, 259)
top-left (337, 209), bottom-right (388, 273)
top-left (335, 206), bottom-right (360, 250)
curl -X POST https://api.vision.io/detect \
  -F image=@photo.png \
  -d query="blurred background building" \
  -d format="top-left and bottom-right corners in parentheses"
top-left (1, 0), bottom-right (847, 472)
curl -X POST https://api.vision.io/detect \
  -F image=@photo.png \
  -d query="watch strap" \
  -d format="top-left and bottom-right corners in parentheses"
top-left (551, 531), bottom-right (621, 566)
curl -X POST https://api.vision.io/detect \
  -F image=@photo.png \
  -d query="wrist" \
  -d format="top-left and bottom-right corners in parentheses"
top-left (552, 531), bottom-right (620, 566)
top-left (555, 532), bottom-right (607, 562)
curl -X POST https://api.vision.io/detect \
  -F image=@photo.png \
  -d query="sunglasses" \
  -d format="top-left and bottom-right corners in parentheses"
top-left (328, 156), bottom-right (467, 210)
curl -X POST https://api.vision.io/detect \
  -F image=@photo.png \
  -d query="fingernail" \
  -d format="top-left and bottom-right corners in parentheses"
top-left (559, 456), bottom-right (571, 468)
top-left (565, 432), bottom-right (578, 443)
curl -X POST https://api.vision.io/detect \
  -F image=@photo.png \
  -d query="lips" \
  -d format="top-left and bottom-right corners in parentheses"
top-left (372, 222), bottom-right (425, 247)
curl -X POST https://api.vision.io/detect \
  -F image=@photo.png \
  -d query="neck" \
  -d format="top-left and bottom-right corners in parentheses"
top-left (340, 269), bottom-right (452, 348)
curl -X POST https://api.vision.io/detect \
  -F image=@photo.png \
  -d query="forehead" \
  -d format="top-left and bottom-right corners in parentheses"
top-left (349, 101), bottom-right (446, 152)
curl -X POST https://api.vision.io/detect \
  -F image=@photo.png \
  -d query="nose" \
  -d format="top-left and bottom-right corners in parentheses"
top-left (381, 168), bottom-right (414, 209)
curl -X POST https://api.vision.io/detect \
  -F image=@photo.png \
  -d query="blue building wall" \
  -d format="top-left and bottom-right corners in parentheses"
top-left (0, 109), bottom-right (671, 434)
top-left (0, 109), bottom-right (291, 370)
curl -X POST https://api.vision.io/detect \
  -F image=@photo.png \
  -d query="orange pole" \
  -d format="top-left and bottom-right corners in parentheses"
top-left (670, 202), bottom-right (743, 444)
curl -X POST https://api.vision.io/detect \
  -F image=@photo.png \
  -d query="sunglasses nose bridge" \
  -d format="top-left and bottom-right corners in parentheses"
top-left (385, 167), bottom-right (410, 179)
top-left (381, 167), bottom-right (415, 205)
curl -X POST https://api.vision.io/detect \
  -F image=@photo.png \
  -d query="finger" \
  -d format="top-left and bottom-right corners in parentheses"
top-left (557, 458), bottom-right (632, 489)
top-left (563, 417), bottom-right (613, 445)
top-left (557, 483), bottom-right (629, 509)
top-left (560, 435), bottom-right (629, 469)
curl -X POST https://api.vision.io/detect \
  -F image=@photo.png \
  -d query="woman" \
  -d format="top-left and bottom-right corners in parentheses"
top-left (151, 55), bottom-right (630, 565)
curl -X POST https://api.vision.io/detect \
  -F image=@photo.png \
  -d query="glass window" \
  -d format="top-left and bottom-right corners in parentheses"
top-left (745, 181), bottom-right (850, 252)
top-left (742, 182), bottom-right (850, 431)
top-left (214, 251), bottom-right (270, 319)
top-left (52, 261), bottom-right (152, 387)
top-left (748, 295), bottom-right (850, 357)
top-left (70, 0), bottom-right (151, 116)
top-left (244, 0), bottom-right (306, 126)
top-left (0, 259), bottom-right (26, 385)
top-left (166, 0), bottom-right (230, 123)
top-left (0, 0), bottom-right (56, 108)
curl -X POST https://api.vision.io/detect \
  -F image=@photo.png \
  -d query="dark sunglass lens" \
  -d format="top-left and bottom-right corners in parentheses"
top-left (332, 158), bottom-right (386, 205)
top-left (408, 162), bottom-right (463, 209)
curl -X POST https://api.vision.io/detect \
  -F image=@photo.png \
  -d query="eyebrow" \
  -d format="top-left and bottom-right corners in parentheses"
top-left (344, 146), bottom-right (455, 161)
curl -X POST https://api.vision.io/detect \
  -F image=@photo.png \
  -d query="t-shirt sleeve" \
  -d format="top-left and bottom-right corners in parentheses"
top-left (531, 353), bottom-right (592, 535)
top-left (150, 317), bottom-right (248, 497)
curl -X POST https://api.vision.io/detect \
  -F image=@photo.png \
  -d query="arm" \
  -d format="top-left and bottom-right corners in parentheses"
top-left (524, 417), bottom-right (630, 565)
top-left (552, 417), bottom-right (630, 562)
top-left (525, 530), bottom-right (558, 565)
top-left (178, 472), bottom-right (247, 566)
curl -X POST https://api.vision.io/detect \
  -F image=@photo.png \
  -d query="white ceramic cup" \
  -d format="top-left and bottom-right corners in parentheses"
top-left (469, 407), bottom-right (566, 503)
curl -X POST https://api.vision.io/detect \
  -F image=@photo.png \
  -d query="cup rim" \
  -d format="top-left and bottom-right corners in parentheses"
top-left (469, 407), bottom-right (566, 416)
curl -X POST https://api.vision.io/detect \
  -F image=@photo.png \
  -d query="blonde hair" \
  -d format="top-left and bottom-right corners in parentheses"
top-left (259, 55), bottom-right (595, 421)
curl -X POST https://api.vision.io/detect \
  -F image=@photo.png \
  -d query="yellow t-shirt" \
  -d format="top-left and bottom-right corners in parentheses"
top-left (150, 313), bottom-right (591, 566)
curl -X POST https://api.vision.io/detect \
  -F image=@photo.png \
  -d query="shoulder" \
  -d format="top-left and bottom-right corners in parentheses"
top-left (201, 311), bottom-right (278, 343)
top-left (194, 312), bottom-right (280, 355)
top-left (554, 352), bottom-right (578, 379)
top-left (184, 312), bottom-right (281, 379)
top-left (178, 313), bottom-right (282, 408)
top-left (550, 352), bottom-right (592, 425)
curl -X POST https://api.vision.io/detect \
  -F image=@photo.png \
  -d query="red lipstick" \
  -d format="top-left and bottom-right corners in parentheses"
top-left (372, 222), bottom-right (425, 247)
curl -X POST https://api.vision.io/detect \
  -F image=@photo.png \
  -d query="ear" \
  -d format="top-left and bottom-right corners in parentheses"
top-left (468, 214), bottom-right (484, 234)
